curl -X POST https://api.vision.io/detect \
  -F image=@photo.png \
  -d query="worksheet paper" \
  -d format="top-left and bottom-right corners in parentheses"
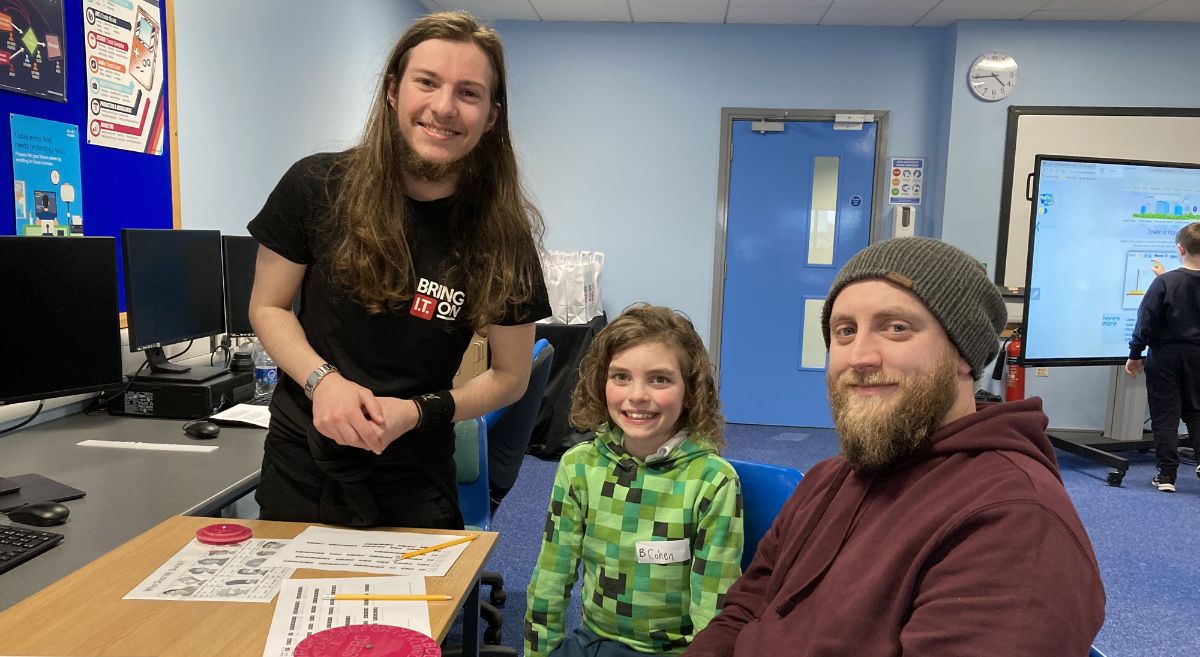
top-left (124, 538), bottom-right (294, 602)
top-left (260, 526), bottom-right (468, 576)
top-left (209, 402), bottom-right (271, 428)
top-left (261, 576), bottom-right (433, 657)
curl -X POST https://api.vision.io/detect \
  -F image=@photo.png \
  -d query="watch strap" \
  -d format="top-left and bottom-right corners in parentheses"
top-left (304, 363), bottom-right (339, 399)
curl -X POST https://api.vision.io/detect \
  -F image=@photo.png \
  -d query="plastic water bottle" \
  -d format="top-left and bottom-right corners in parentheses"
top-left (254, 346), bottom-right (278, 397)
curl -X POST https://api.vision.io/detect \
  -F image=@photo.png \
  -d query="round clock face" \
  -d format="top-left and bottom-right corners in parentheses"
top-left (968, 51), bottom-right (1018, 101)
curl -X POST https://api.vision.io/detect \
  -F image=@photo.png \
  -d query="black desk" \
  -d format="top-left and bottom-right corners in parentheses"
top-left (0, 413), bottom-right (265, 611)
top-left (532, 315), bottom-right (606, 458)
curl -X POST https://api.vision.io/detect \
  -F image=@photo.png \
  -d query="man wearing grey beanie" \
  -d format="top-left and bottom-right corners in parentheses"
top-left (687, 237), bottom-right (1104, 657)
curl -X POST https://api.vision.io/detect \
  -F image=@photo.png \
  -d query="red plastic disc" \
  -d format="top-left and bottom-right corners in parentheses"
top-left (195, 523), bottom-right (253, 545)
top-left (294, 625), bottom-right (440, 657)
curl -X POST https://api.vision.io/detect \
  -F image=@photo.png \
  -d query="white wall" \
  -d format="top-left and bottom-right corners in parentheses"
top-left (172, 0), bottom-right (427, 235)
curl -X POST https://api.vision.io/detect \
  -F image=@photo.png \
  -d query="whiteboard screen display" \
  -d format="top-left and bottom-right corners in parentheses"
top-left (999, 108), bottom-right (1200, 288)
top-left (1022, 155), bottom-right (1200, 365)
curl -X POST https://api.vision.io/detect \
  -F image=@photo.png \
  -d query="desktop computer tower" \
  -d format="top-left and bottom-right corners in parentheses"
top-left (107, 371), bottom-right (254, 419)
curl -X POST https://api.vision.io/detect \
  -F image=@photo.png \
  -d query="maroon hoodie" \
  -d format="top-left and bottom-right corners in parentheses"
top-left (685, 398), bottom-right (1105, 657)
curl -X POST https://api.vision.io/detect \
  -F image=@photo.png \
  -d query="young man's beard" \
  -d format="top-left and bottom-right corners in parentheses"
top-left (396, 129), bottom-right (480, 185)
top-left (827, 345), bottom-right (960, 473)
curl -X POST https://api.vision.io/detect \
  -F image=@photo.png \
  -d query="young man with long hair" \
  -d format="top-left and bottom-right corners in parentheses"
top-left (247, 12), bottom-right (549, 528)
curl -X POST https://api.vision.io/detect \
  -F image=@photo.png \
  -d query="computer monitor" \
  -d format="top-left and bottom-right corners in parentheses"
top-left (1022, 155), bottom-right (1200, 366)
top-left (121, 229), bottom-right (227, 382)
top-left (222, 235), bottom-right (257, 338)
top-left (0, 236), bottom-right (122, 498)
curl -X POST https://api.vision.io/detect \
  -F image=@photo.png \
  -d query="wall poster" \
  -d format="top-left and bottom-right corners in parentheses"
top-left (83, 0), bottom-right (164, 154)
top-left (0, 0), bottom-right (67, 101)
top-left (10, 113), bottom-right (84, 236)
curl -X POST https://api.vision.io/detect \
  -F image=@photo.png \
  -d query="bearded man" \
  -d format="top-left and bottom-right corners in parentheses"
top-left (685, 237), bottom-right (1105, 657)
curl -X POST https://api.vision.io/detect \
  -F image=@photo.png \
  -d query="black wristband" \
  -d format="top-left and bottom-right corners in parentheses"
top-left (413, 390), bottom-right (455, 431)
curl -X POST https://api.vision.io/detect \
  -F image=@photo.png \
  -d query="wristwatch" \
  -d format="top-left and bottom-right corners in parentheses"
top-left (303, 363), bottom-right (339, 399)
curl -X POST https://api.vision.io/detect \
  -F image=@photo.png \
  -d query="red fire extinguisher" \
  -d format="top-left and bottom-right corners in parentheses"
top-left (1004, 328), bottom-right (1025, 402)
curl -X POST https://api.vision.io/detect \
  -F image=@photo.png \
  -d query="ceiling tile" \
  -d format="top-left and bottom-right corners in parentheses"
top-left (915, 4), bottom-right (1043, 26)
top-left (631, 0), bottom-right (729, 23)
top-left (726, 6), bottom-right (828, 24)
top-left (1127, 0), bottom-right (1200, 21)
top-left (828, 0), bottom-right (939, 8)
top-left (1040, 0), bottom-right (1162, 11)
top-left (1024, 9), bottom-right (1147, 20)
top-left (433, 0), bottom-right (539, 21)
top-left (532, 1), bottom-right (632, 21)
top-left (820, 6), bottom-right (930, 25)
top-left (727, 0), bottom-right (830, 6)
top-left (925, 0), bottom-right (1047, 11)
top-left (418, 0), bottom-right (1200, 25)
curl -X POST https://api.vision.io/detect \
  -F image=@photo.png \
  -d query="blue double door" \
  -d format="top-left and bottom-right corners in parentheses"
top-left (718, 119), bottom-right (876, 428)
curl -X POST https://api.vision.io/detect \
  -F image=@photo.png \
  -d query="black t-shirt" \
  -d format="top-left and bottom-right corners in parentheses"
top-left (248, 151), bottom-right (550, 462)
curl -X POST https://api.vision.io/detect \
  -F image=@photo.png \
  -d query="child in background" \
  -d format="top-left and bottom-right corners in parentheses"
top-left (1127, 222), bottom-right (1200, 492)
top-left (525, 305), bottom-right (743, 657)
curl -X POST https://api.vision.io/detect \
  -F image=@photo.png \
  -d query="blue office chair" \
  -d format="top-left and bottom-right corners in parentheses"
top-left (727, 459), bottom-right (803, 570)
top-left (450, 417), bottom-right (511, 656)
top-left (449, 339), bottom-right (554, 654)
top-left (485, 338), bottom-right (554, 511)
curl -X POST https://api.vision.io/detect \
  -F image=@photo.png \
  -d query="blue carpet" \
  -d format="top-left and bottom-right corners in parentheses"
top-left (460, 424), bottom-right (1199, 656)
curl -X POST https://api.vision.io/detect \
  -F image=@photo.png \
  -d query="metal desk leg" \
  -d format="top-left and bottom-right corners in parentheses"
top-left (463, 576), bottom-right (481, 657)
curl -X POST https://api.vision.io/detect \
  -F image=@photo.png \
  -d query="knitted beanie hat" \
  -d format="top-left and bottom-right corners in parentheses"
top-left (820, 237), bottom-right (1007, 379)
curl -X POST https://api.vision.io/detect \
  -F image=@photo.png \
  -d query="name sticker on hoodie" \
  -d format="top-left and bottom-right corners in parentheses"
top-left (636, 539), bottom-right (690, 564)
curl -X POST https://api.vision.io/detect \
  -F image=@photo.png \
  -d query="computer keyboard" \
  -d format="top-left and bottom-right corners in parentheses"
top-left (0, 524), bottom-right (64, 575)
top-left (246, 394), bottom-right (272, 406)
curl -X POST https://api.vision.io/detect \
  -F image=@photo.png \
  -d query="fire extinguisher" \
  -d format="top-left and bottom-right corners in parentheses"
top-left (1004, 328), bottom-right (1025, 402)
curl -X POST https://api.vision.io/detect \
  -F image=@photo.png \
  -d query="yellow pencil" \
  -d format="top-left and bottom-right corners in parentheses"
top-left (324, 594), bottom-right (453, 602)
top-left (400, 534), bottom-right (477, 559)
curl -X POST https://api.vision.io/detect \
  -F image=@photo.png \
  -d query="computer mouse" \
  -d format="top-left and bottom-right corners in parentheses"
top-left (6, 501), bottom-right (70, 527)
top-left (184, 420), bottom-right (221, 440)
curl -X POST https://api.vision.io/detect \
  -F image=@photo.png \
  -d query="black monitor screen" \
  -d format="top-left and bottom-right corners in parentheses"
top-left (222, 235), bottom-right (257, 337)
top-left (0, 237), bottom-right (123, 405)
top-left (122, 229), bottom-right (225, 362)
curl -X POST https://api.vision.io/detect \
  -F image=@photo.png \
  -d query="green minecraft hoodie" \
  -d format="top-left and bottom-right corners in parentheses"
top-left (525, 425), bottom-right (743, 657)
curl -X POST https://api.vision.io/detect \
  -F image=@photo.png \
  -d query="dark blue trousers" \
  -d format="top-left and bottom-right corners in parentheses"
top-left (1146, 343), bottom-right (1200, 479)
top-left (549, 627), bottom-right (671, 657)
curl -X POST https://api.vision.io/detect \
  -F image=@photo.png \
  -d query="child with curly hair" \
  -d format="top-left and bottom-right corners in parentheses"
top-left (525, 304), bottom-right (743, 657)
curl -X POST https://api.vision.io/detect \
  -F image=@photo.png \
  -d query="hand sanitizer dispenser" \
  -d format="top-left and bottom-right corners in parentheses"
top-left (893, 205), bottom-right (916, 238)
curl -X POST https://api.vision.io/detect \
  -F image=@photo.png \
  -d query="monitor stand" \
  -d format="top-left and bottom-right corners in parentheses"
top-left (132, 346), bottom-right (227, 383)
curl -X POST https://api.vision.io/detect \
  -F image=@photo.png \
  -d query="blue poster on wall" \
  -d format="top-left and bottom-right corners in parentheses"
top-left (10, 113), bottom-right (84, 236)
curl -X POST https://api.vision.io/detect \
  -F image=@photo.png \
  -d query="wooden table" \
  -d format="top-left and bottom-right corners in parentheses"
top-left (0, 516), bottom-right (498, 657)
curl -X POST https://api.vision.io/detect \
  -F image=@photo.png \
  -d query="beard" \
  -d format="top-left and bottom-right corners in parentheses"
top-left (395, 125), bottom-right (481, 185)
top-left (827, 345), bottom-right (960, 473)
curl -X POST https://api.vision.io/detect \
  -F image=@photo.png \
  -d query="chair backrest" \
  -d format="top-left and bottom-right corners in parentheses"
top-left (486, 339), bottom-right (555, 509)
top-left (482, 338), bottom-right (552, 427)
top-left (453, 417), bottom-right (491, 531)
top-left (727, 458), bottom-right (803, 570)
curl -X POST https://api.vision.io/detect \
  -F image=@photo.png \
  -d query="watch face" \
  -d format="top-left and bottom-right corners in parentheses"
top-left (969, 51), bottom-right (1018, 101)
